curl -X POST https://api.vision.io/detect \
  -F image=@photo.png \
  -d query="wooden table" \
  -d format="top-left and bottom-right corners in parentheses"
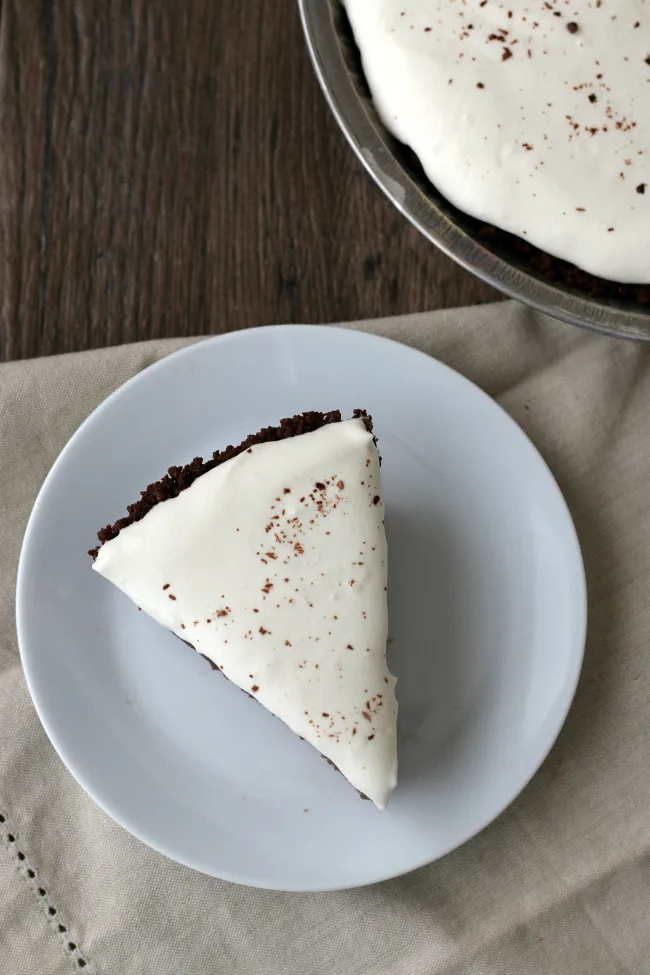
top-left (0, 1), bottom-right (497, 362)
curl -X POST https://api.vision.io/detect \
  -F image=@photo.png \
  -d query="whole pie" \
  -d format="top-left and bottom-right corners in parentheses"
top-left (344, 0), bottom-right (650, 292)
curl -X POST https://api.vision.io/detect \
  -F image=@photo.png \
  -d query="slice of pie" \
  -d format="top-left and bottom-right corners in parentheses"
top-left (89, 410), bottom-right (398, 808)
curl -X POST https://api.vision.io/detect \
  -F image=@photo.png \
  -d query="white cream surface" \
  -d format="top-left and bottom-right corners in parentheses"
top-left (344, 0), bottom-right (650, 283)
top-left (94, 419), bottom-right (398, 809)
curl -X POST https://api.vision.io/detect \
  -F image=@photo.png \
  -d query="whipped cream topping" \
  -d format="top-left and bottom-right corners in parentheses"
top-left (344, 0), bottom-right (650, 283)
top-left (94, 418), bottom-right (398, 809)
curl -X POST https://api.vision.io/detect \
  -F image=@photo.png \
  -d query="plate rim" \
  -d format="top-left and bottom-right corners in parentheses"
top-left (16, 324), bottom-right (588, 890)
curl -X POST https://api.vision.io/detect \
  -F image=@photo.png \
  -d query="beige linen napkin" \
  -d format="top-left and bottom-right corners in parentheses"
top-left (2, 301), bottom-right (650, 975)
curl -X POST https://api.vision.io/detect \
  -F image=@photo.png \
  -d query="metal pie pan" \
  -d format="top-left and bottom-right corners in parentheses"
top-left (299, 0), bottom-right (650, 341)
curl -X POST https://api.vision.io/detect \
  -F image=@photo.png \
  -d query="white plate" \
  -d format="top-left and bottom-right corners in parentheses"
top-left (17, 326), bottom-right (586, 891)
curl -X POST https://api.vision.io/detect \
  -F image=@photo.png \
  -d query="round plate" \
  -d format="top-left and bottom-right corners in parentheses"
top-left (17, 327), bottom-right (586, 891)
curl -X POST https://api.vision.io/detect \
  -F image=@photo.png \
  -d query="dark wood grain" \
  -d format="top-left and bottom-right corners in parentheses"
top-left (0, 0), bottom-right (497, 362)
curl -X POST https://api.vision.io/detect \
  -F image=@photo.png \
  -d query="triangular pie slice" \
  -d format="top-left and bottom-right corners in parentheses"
top-left (90, 410), bottom-right (397, 808)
